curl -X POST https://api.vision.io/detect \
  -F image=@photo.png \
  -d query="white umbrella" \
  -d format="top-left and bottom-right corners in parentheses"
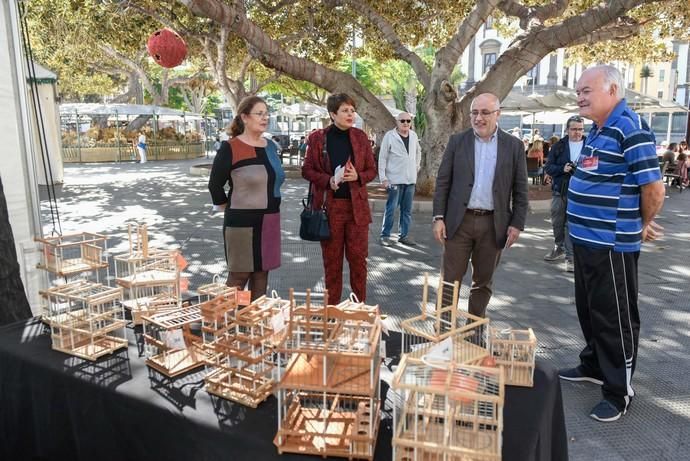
top-left (521, 111), bottom-right (580, 125)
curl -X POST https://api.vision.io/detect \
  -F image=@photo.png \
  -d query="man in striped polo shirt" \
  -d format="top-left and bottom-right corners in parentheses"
top-left (558, 65), bottom-right (665, 422)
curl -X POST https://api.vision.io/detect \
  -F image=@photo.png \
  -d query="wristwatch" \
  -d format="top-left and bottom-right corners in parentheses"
top-left (432, 215), bottom-right (444, 223)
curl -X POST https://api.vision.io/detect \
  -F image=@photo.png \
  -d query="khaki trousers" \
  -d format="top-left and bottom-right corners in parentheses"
top-left (442, 212), bottom-right (502, 318)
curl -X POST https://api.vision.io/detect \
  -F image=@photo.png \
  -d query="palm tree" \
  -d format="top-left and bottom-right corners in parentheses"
top-left (639, 65), bottom-right (654, 95)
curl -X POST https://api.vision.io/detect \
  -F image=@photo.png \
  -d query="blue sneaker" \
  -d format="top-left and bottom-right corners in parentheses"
top-left (558, 366), bottom-right (603, 385)
top-left (589, 399), bottom-right (625, 422)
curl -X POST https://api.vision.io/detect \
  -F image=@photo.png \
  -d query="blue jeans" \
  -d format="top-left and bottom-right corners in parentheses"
top-left (380, 184), bottom-right (415, 239)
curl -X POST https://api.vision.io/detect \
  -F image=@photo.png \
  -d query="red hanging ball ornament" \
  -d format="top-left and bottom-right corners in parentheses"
top-left (147, 28), bottom-right (187, 68)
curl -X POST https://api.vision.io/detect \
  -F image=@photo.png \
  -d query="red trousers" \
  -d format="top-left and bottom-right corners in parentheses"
top-left (320, 199), bottom-right (369, 303)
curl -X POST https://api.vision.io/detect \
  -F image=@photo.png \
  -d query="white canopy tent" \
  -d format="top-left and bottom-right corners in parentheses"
top-left (59, 103), bottom-right (204, 119)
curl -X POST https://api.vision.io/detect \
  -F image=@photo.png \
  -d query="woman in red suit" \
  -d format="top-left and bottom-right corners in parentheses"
top-left (302, 93), bottom-right (377, 303)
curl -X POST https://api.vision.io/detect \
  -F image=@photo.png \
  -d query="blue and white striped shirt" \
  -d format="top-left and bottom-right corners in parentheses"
top-left (567, 99), bottom-right (661, 252)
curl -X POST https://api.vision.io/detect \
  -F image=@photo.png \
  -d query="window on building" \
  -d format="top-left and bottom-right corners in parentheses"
top-left (485, 16), bottom-right (494, 30)
top-left (672, 112), bottom-right (687, 134)
top-left (658, 90), bottom-right (664, 99)
top-left (651, 112), bottom-right (669, 134)
top-left (562, 67), bottom-right (569, 87)
top-left (483, 53), bottom-right (497, 74)
top-left (659, 69), bottom-right (665, 82)
top-left (527, 65), bottom-right (539, 86)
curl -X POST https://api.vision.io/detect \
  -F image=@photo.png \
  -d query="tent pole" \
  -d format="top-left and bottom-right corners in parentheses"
top-left (75, 110), bottom-right (82, 163)
top-left (115, 110), bottom-right (121, 162)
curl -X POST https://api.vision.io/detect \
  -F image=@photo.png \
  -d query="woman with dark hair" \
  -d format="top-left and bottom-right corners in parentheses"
top-left (302, 93), bottom-right (377, 303)
top-left (208, 96), bottom-right (285, 299)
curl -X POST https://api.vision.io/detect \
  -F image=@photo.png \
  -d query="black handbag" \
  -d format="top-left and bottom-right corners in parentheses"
top-left (299, 145), bottom-right (331, 241)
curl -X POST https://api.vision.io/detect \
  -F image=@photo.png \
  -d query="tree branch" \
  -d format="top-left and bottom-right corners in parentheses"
top-left (333, 0), bottom-right (431, 90)
top-left (123, 1), bottom-right (200, 38)
top-left (497, 0), bottom-right (568, 29)
top-left (177, 0), bottom-right (397, 138)
top-left (254, 72), bottom-right (281, 93)
top-left (567, 20), bottom-right (641, 47)
top-left (253, 0), bottom-right (296, 15)
top-left (434, 0), bottom-right (501, 83)
top-left (461, 0), bottom-right (659, 119)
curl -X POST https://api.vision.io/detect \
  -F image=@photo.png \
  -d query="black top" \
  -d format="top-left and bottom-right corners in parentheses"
top-left (326, 125), bottom-right (353, 199)
top-left (399, 133), bottom-right (410, 153)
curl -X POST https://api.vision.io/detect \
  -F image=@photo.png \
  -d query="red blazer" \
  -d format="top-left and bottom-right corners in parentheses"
top-left (302, 126), bottom-right (377, 226)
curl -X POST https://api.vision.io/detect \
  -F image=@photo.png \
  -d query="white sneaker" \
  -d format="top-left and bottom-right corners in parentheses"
top-left (544, 248), bottom-right (566, 261)
top-left (565, 260), bottom-right (574, 272)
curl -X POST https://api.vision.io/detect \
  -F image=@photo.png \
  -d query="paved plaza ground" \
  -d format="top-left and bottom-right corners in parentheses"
top-left (40, 157), bottom-right (690, 460)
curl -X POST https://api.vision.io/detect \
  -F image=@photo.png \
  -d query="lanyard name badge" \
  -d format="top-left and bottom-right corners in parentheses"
top-left (581, 148), bottom-right (599, 171)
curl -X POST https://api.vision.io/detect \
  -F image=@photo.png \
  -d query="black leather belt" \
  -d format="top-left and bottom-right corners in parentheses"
top-left (466, 208), bottom-right (494, 216)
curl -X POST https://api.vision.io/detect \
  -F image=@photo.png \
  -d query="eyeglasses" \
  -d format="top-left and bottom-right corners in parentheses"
top-left (569, 128), bottom-right (585, 131)
top-left (249, 111), bottom-right (270, 118)
top-left (398, 119), bottom-right (412, 124)
top-left (470, 109), bottom-right (499, 118)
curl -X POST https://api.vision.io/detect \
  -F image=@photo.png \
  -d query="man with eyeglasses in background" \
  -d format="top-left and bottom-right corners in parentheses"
top-left (543, 115), bottom-right (585, 272)
top-left (378, 112), bottom-right (422, 246)
top-left (432, 93), bottom-right (528, 318)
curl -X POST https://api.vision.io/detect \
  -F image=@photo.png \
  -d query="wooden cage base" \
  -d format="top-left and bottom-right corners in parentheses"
top-left (394, 418), bottom-right (500, 461)
top-left (146, 344), bottom-right (212, 377)
top-left (281, 353), bottom-right (378, 395)
top-left (123, 299), bottom-right (180, 325)
top-left (274, 398), bottom-right (380, 461)
top-left (41, 308), bottom-right (88, 327)
top-left (52, 336), bottom-right (128, 361)
top-left (205, 368), bottom-right (274, 408)
top-left (38, 260), bottom-right (109, 277)
top-left (406, 338), bottom-right (489, 367)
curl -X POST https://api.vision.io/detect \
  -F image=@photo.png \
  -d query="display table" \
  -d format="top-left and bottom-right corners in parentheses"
top-left (0, 318), bottom-right (568, 461)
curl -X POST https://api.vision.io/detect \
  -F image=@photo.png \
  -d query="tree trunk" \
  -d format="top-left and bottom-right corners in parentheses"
top-left (0, 177), bottom-right (32, 326)
top-left (125, 115), bottom-right (153, 133)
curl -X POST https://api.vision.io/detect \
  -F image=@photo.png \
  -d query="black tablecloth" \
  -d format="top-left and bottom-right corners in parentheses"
top-left (0, 318), bottom-right (568, 461)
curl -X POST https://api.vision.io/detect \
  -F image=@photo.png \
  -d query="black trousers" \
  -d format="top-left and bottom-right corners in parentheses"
top-left (573, 244), bottom-right (640, 411)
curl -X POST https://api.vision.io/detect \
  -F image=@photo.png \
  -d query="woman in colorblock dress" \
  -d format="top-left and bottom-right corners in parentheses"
top-left (208, 96), bottom-right (285, 299)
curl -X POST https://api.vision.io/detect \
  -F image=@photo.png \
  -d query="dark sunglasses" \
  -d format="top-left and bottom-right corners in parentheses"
top-left (398, 119), bottom-right (412, 124)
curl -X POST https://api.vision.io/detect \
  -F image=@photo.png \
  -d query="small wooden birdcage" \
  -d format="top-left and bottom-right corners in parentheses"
top-left (391, 355), bottom-right (505, 461)
top-left (273, 290), bottom-right (382, 460)
top-left (402, 274), bottom-right (490, 367)
top-left (204, 292), bottom-right (289, 408)
top-left (197, 280), bottom-right (236, 303)
top-left (115, 250), bottom-right (181, 324)
top-left (42, 280), bottom-right (127, 360)
top-left (489, 327), bottom-right (537, 387)
top-left (200, 288), bottom-right (238, 343)
top-left (142, 304), bottom-right (212, 377)
top-left (35, 232), bottom-right (109, 278)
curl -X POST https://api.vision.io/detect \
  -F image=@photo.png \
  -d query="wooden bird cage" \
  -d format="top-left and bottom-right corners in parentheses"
top-left (391, 355), bottom-right (505, 461)
top-left (141, 304), bottom-right (212, 377)
top-left (401, 274), bottom-right (490, 367)
top-left (198, 280), bottom-right (236, 303)
top-left (35, 232), bottom-right (109, 278)
top-left (273, 290), bottom-right (382, 460)
top-left (204, 292), bottom-right (289, 408)
top-left (115, 250), bottom-right (181, 324)
top-left (489, 327), bottom-right (537, 387)
top-left (126, 222), bottom-right (149, 258)
top-left (42, 280), bottom-right (127, 360)
top-left (200, 289), bottom-right (238, 343)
